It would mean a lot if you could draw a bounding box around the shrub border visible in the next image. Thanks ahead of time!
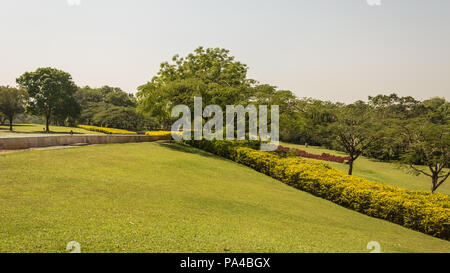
[185,140,450,240]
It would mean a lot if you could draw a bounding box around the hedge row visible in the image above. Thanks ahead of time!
[145,131,177,137]
[185,140,450,240]
[78,125,137,135]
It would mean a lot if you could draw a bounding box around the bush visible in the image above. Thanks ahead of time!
[78,125,137,135]
[277,145,351,163]
[145,131,176,136]
[185,139,450,240]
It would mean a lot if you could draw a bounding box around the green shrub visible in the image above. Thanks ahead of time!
[185,139,450,240]
[78,125,137,135]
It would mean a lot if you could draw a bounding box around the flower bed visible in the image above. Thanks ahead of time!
[78,125,137,135]
[277,145,351,163]
[145,131,176,136]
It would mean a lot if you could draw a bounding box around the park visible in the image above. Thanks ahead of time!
[1,1,450,256]
[0,47,449,253]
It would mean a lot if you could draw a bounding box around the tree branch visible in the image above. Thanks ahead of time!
[409,164,432,177]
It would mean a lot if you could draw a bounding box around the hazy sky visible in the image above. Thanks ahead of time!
[0,0,449,102]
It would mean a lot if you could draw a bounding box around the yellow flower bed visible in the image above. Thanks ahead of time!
[78,125,137,135]
[185,140,450,240]
[145,131,175,136]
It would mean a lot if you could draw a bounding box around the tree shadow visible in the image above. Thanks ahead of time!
[0,124,87,135]
[154,142,230,161]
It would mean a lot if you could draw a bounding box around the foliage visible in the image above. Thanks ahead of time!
[78,125,137,135]
[185,139,450,240]
[75,86,157,131]
[0,86,27,131]
[399,120,450,193]
[16,68,80,131]
[328,101,384,175]
[277,145,350,163]
[137,47,256,129]
[145,131,179,136]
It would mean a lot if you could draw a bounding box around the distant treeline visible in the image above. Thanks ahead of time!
[1,84,159,133]
[1,47,448,192]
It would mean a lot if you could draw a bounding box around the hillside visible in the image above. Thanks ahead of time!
[0,143,448,253]
[282,142,450,195]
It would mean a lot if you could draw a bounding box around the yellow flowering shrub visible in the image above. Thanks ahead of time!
[145,131,180,136]
[78,125,137,135]
[185,139,450,240]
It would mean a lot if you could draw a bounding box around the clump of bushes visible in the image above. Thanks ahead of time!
[277,145,351,163]
[145,131,177,136]
[185,139,450,240]
[78,125,137,135]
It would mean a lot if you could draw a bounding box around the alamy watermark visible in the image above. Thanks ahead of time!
[366,0,381,6]
[67,0,81,7]
[66,241,81,253]
[367,241,382,253]
[171,97,279,151]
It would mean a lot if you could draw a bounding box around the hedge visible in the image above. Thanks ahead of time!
[78,125,137,135]
[145,131,179,137]
[185,139,450,240]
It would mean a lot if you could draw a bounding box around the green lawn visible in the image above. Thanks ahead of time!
[282,142,450,195]
[0,124,102,137]
[0,143,448,253]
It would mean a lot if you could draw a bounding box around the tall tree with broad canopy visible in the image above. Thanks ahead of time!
[399,119,450,193]
[16,68,79,132]
[330,101,384,175]
[0,86,27,131]
[137,47,256,129]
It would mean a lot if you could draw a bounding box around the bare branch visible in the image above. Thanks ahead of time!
[409,164,432,177]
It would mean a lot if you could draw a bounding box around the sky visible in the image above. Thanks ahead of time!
[0,0,449,103]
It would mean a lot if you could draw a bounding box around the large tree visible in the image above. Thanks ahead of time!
[16,68,79,132]
[399,120,450,193]
[137,47,255,129]
[330,101,384,175]
[0,86,27,131]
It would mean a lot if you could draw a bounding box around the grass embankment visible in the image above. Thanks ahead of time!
[282,143,450,195]
[0,143,448,253]
[0,124,101,136]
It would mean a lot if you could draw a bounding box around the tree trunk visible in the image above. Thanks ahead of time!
[9,117,13,131]
[45,114,50,132]
[431,175,438,193]
[348,159,354,175]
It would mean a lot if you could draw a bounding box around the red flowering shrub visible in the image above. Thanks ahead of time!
[277,145,351,163]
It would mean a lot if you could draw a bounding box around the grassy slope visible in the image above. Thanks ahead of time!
[0,124,102,136]
[282,142,450,195]
[0,143,448,253]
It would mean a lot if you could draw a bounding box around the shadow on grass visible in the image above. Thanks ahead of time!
[0,125,86,135]
[0,130,86,135]
[154,142,230,161]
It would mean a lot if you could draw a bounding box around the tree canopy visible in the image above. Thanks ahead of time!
[16,67,80,132]
[137,47,256,128]
[0,86,27,131]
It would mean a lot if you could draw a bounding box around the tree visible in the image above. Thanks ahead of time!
[74,86,154,131]
[16,68,79,132]
[0,86,27,131]
[399,120,450,193]
[137,47,255,128]
[330,101,384,175]
[0,112,7,125]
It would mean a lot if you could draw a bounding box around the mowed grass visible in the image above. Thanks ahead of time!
[0,124,102,136]
[282,142,450,195]
[0,143,449,253]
